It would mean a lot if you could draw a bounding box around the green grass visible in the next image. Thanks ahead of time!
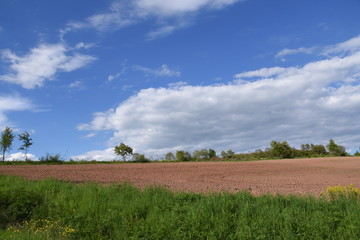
[1,175,360,239]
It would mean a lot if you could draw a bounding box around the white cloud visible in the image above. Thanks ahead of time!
[234,67,287,79]
[134,64,181,77]
[78,35,360,158]
[147,25,178,40]
[275,47,315,59]
[135,0,241,17]
[323,35,360,55]
[0,43,96,89]
[75,42,95,49]
[0,95,33,127]
[71,148,116,161]
[62,0,242,38]
[69,80,84,88]
[6,152,38,161]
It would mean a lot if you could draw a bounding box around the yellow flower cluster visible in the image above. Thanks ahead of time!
[322,184,360,200]
[7,218,76,238]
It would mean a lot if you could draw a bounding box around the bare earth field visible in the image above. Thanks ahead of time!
[1,157,360,196]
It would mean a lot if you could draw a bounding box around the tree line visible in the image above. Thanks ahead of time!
[114,139,351,163]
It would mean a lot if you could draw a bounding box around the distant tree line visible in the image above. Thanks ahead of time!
[162,139,349,162]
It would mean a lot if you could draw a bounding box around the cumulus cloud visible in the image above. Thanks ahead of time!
[77,36,360,158]
[62,0,242,38]
[6,152,38,161]
[0,43,96,89]
[134,64,181,77]
[71,148,117,161]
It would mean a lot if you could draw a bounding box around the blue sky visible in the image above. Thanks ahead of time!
[1,0,360,160]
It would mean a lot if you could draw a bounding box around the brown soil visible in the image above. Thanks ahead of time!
[1,157,360,196]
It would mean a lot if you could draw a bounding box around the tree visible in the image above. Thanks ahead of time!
[221,150,235,159]
[270,140,293,158]
[193,149,209,161]
[114,143,133,161]
[18,131,33,161]
[208,149,217,159]
[327,139,346,156]
[132,153,149,163]
[0,127,15,162]
[175,150,191,161]
[164,152,175,161]
[311,144,327,156]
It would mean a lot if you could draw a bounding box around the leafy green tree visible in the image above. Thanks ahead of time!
[311,144,327,156]
[114,143,133,161]
[193,149,209,161]
[164,152,175,161]
[327,139,347,156]
[208,149,217,159]
[18,131,33,161]
[175,150,191,161]
[270,141,293,158]
[132,153,149,163]
[221,150,235,159]
[0,127,15,162]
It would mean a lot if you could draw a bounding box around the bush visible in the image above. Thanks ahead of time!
[322,184,360,201]
[39,153,64,164]
[132,153,150,163]
[0,190,43,229]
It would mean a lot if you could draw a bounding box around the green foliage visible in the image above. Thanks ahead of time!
[0,189,43,229]
[18,132,33,161]
[193,149,217,161]
[132,153,150,163]
[221,150,235,159]
[164,152,175,161]
[114,143,133,161]
[322,184,360,201]
[175,150,192,161]
[0,127,15,162]
[3,175,360,239]
[270,140,293,158]
[327,139,347,156]
[39,153,64,164]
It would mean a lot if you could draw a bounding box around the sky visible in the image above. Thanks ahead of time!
[1,0,360,161]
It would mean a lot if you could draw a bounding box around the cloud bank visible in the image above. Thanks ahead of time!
[77,35,360,159]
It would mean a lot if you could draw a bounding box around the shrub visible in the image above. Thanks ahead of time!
[0,190,43,229]
[322,184,360,201]
[39,153,64,164]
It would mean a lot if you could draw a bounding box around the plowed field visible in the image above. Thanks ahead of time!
[1,157,360,195]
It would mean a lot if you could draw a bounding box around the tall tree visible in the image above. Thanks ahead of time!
[0,127,15,162]
[18,131,33,161]
[114,143,133,161]
[327,139,347,156]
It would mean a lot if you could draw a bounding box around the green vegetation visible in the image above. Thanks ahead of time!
[18,131,33,161]
[164,139,349,162]
[0,127,15,162]
[2,175,360,239]
[114,143,133,161]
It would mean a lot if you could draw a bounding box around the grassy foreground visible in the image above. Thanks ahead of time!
[1,175,360,239]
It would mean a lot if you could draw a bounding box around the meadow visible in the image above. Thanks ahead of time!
[1,174,360,239]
